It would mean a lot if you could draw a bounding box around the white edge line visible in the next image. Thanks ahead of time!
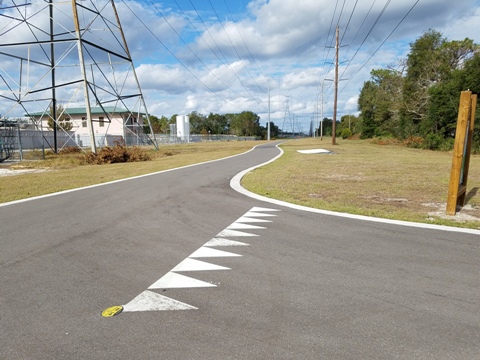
[230,144,480,236]
[0,145,260,208]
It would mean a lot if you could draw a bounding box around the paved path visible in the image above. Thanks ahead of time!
[1,142,479,359]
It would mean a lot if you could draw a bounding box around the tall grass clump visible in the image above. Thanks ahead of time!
[83,141,151,164]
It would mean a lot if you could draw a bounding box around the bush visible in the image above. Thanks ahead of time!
[439,138,454,152]
[472,139,480,155]
[59,146,81,154]
[83,141,151,164]
[370,136,400,145]
[403,136,423,148]
[340,128,353,139]
[421,133,443,150]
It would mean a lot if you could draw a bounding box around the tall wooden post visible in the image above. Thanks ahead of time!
[446,91,477,215]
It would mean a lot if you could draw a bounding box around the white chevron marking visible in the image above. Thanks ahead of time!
[171,258,230,271]
[148,272,216,289]
[123,290,197,311]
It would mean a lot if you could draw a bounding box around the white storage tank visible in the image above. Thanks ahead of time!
[176,115,185,140]
[176,115,190,142]
[184,115,190,141]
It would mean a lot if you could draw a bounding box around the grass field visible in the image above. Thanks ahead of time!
[1,138,479,229]
[241,138,480,229]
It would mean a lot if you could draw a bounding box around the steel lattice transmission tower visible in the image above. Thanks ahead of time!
[0,0,157,152]
[281,96,294,137]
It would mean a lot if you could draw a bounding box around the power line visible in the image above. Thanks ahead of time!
[188,0,267,110]
[207,0,266,99]
[120,0,245,111]
[341,0,392,76]
[339,0,420,94]
[340,0,359,45]
[166,0,260,103]
[222,0,267,85]
[319,0,341,83]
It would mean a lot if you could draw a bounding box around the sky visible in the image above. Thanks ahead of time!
[2,0,480,133]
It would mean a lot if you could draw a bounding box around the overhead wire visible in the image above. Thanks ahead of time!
[336,0,348,28]
[321,0,361,103]
[188,0,267,110]
[320,0,412,114]
[319,0,341,87]
[120,0,244,111]
[339,0,420,93]
[149,0,245,97]
[221,0,273,115]
[127,0,421,122]
[340,0,359,45]
[323,0,391,104]
[340,0,392,79]
[207,0,266,99]
[168,0,260,104]
[317,0,345,106]
[222,0,267,85]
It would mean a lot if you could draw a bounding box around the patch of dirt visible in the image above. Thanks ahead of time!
[0,168,48,177]
[422,202,480,222]
[365,195,409,203]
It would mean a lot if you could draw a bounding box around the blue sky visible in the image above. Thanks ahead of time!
[2,0,480,133]
[114,0,480,132]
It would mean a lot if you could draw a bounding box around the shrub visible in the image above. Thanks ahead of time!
[340,128,352,139]
[421,133,443,150]
[59,146,81,154]
[471,136,480,154]
[439,138,455,152]
[83,141,151,164]
[403,136,423,148]
[370,136,400,145]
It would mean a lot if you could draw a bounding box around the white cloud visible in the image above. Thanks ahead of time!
[2,0,480,133]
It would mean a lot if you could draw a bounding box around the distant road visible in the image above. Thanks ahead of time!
[1,141,479,359]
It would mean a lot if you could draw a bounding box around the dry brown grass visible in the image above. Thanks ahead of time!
[0,141,263,203]
[2,138,480,229]
[242,137,480,229]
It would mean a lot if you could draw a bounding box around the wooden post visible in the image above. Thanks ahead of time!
[446,91,476,215]
[458,93,477,206]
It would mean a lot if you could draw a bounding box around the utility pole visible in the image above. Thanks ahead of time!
[313,105,316,138]
[267,80,270,141]
[332,25,339,145]
[321,79,324,140]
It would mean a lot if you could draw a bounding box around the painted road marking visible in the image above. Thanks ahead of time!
[243,211,277,218]
[189,247,242,258]
[204,238,249,247]
[226,223,267,230]
[172,258,230,272]
[217,229,259,237]
[119,206,281,313]
[123,290,197,311]
[235,216,272,223]
[149,272,217,289]
[250,207,281,212]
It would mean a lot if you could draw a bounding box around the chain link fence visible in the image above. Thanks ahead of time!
[1,127,259,161]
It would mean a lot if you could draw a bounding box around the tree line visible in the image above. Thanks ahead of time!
[354,29,480,151]
[147,110,282,139]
